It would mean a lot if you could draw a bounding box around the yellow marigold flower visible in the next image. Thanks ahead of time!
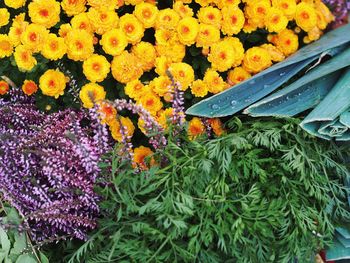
[133,146,155,170]
[223,37,244,67]
[208,118,225,136]
[100,29,128,56]
[96,101,117,125]
[61,0,86,17]
[155,8,180,30]
[196,23,220,48]
[125,0,143,5]
[87,7,119,35]
[14,45,37,71]
[21,23,49,53]
[155,29,178,45]
[188,117,205,140]
[0,8,10,27]
[109,117,135,142]
[134,2,159,28]
[272,0,296,20]
[197,6,222,29]
[111,51,143,84]
[71,13,94,33]
[227,66,251,86]
[175,0,191,3]
[4,0,26,9]
[173,1,193,18]
[243,19,258,33]
[155,56,172,76]
[39,69,67,99]
[83,54,111,83]
[155,40,186,63]
[243,47,272,74]
[65,29,94,61]
[260,43,285,62]
[58,23,72,38]
[246,0,271,28]
[272,28,299,56]
[125,79,149,100]
[79,82,106,108]
[305,26,322,42]
[221,6,245,35]
[28,0,61,28]
[265,7,288,33]
[177,17,199,46]
[195,0,213,7]
[41,34,67,60]
[204,69,228,94]
[8,14,28,47]
[87,0,119,10]
[0,81,9,96]
[0,35,13,58]
[152,76,172,97]
[216,0,240,9]
[119,14,144,44]
[156,108,175,129]
[22,80,38,96]
[208,40,236,72]
[132,41,157,72]
[315,1,334,27]
[295,2,317,32]
[169,62,194,91]
[191,79,208,97]
[138,92,163,116]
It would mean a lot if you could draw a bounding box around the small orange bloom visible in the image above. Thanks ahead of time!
[22,80,38,95]
[0,80,9,95]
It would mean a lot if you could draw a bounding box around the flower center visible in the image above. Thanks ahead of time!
[48,80,55,87]
[29,32,37,42]
[100,13,107,20]
[125,24,135,33]
[92,62,101,71]
[179,70,185,77]
[231,15,237,24]
[0,40,11,51]
[219,52,226,59]
[207,13,215,20]
[142,9,151,18]
[301,11,310,19]
[75,41,83,50]
[110,37,118,46]
[182,26,189,34]
[252,55,261,62]
[39,9,49,17]
[272,15,280,24]
[50,41,58,50]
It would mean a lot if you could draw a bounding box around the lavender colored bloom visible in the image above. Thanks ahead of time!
[0,90,110,241]
[323,0,350,28]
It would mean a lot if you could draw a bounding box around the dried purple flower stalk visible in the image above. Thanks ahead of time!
[0,91,110,241]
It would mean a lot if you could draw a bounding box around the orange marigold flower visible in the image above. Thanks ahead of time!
[0,80,9,95]
[197,6,222,29]
[109,117,135,142]
[65,29,94,61]
[0,34,13,58]
[188,117,205,140]
[203,69,228,94]
[271,29,299,56]
[111,51,143,84]
[39,69,67,99]
[61,0,86,17]
[132,41,157,72]
[22,80,38,96]
[168,62,194,91]
[8,14,29,47]
[21,23,49,53]
[265,7,288,33]
[125,79,149,100]
[14,45,37,71]
[221,6,245,35]
[96,101,117,125]
[155,8,180,30]
[196,23,220,48]
[208,118,225,136]
[119,14,144,44]
[41,33,67,60]
[191,79,208,97]
[83,54,111,83]
[176,17,199,46]
[173,1,193,18]
[133,146,155,170]
[28,0,61,28]
[138,92,163,116]
[243,47,272,74]
[227,66,251,86]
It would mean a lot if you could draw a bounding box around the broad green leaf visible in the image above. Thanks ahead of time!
[186,23,350,117]
[0,227,11,258]
[245,46,350,117]
[39,252,49,263]
[15,254,37,263]
[300,67,350,141]
[10,232,27,255]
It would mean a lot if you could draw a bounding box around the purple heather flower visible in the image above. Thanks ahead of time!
[0,92,110,241]
[323,0,349,28]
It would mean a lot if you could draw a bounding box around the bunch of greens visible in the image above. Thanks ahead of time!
[47,118,350,263]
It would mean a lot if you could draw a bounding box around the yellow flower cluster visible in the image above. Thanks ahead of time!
[0,0,334,143]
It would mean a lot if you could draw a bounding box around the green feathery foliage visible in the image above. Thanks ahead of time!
[53,117,349,263]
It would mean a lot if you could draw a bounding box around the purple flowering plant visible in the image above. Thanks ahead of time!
[0,81,110,242]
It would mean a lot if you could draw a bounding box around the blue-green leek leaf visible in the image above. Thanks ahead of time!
[245,46,350,117]
[300,67,350,141]
[326,238,350,261]
[186,23,350,118]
